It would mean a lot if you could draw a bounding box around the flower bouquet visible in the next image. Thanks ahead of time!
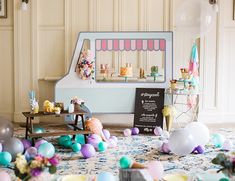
[70,96,85,111]
[212,153,235,178]
[77,49,94,80]
[14,154,60,181]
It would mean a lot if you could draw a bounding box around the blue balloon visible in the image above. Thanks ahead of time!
[38,142,55,158]
[211,133,225,148]
[0,152,12,166]
[97,172,115,181]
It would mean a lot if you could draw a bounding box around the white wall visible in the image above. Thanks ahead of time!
[0,0,234,123]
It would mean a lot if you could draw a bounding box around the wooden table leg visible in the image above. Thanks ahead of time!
[72,115,79,140]
[30,117,35,145]
[81,114,87,143]
[25,117,29,139]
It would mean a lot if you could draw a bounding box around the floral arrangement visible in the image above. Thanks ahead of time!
[77,49,94,80]
[212,153,235,178]
[14,154,60,181]
[71,96,85,105]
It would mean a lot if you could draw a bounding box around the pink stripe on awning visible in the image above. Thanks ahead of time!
[124,40,131,51]
[136,40,142,50]
[142,40,148,50]
[154,40,159,50]
[131,40,136,50]
[101,40,107,51]
[148,40,154,51]
[96,40,101,51]
[113,40,119,51]
[95,39,166,51]
[160,39,166,51]
[119,40,124,51]
[107,40,113,50]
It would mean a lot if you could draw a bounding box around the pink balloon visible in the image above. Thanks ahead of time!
[0,171,11,181]
[146,161,164,180]
[0,143,2,152]
[81,144,96,159]
[123,129,132,137]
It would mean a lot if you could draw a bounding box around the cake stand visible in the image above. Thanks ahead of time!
[118,75,133,82]
[147,73,162,82]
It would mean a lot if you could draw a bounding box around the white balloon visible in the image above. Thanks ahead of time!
[168,129,196,156]
[185,122,210,146]
[175,0,216,37]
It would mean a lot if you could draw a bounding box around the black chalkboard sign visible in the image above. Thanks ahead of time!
[133,88,165,134]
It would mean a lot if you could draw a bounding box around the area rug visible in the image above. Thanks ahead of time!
[2,126,235,180]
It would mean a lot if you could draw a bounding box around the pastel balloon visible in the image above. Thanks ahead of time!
[72,143,81,153]
[98,141,108,152]
[0,117,13,143]
[33,127,45,133]
[0,152,12,166]
[123,129,132,137]
[107,139,117,148]
[24,147,37,160]
[110,136,118,143]
[222,140,233,151]
[211,133,225,148]
[162,130,170,139]
[119,156,132,169]
[75,134,85,145]
[97,172,115,181]
[193,145,205,154]
[0,143,2,152]
[58,135,71,146]
[35,139,47,149]
[168,129,196,156]
[185,122,210,146]
[0,171,11,181]
[154,126,163,136]
[146,161,164,180]
[81,144,96,158]
[3,137,24,160]
[161,142,171,154]
[131,127,139,135]
[38,142,55,158]
[102,129,111,139]
[21,139,32,151]
[87,134,102,149]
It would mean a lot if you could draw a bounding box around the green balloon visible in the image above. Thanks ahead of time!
[75,134,85,145]
[98,141,108,152]
[63,140,72,148]
[58,136,71,146]
[71,143,81,153]
[33,127,45,133]
[119,156,132,169]
[0,152,12,166]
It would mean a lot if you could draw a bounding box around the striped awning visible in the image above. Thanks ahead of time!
[95,39,166,51]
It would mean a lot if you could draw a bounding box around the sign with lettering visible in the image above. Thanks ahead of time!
[133,88,165,134]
